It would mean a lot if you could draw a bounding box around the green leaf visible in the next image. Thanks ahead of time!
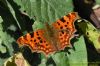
[13,0,74,23]
[52,52,69,66]
[0,0,18,55]
[96,0,100,4]
[0,0,20,65]
[0,16,6,54]
[32,20,45,30]
[77,19,100,53]
[0,16,16,66]
[68,36,88,66]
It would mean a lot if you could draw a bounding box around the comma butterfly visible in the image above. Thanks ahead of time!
[17,12,79,56]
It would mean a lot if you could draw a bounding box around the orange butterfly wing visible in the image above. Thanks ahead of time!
[17,12,78,56]
[52,12,78,50]
[17,30,56,55]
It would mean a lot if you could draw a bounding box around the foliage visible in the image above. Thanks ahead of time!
[77,19,100,52]
[0,0,100,66]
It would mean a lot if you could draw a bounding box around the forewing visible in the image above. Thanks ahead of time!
[17,29,56,55]
[52,12,78,50]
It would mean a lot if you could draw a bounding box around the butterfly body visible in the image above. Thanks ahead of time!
[17,12,78,56]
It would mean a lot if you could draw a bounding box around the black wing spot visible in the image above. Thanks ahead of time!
[67,22,69,24]
[65,25,67,27]
[60,26,63,29]
[57,22,60,25]
[44,41,46,43]
[60,18,66,22]
[37,37,41,40]
[36,32,39,35]
[30,40,33,41]
[35,43,37,45]
[66,28,69,30]
[40,40,43,43]
[34,39,36,42]
[30,32,34,37]
[61,31,64,34]
[46,44,48,46]
[35,43,40,46]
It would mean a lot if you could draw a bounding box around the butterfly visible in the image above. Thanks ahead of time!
[17,12,79,56]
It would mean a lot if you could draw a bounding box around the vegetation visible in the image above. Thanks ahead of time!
[0,0,100,66]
